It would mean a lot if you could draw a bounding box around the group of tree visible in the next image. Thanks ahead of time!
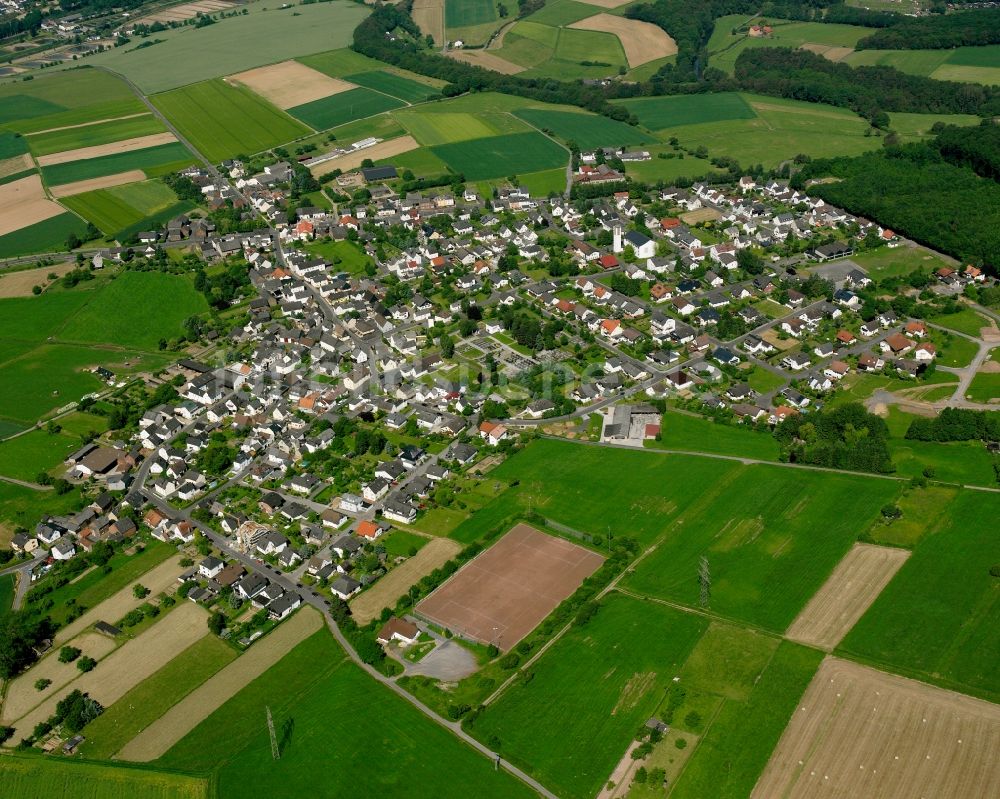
[773,402,893,473]
[0,613,55,680]
[734,48,1000,126]
[856,8,1000,50]
[794,144,1000,270]
[905,408,1000,443]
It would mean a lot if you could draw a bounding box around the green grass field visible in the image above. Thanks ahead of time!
[381,146,450,176]
[514,108,651,149]
[0,130,29,159]
[344,70,439,102]
[302,239,373,275]
[431,131,567,180]
[0,480,83,540]
[51,0,369,94]
[298,48,386,78]
[948,45,1000,68]
[446,0,497,27]
[499,19,628,79]
[61,180,186,238]
[645,411,780,460]
[524,0,603,27]
[928,307,989,337]
[623,463,898,631]
[966,371,1000,403]
[844,48,951,76]
[866,484,959,548]
[0,343,112,424]
[0,755,208,799]
[615,92,756,130]
[288,86,404,132]
[662,93,877,168]
[0,68,145,133]
[25,114,165,158]
[839,489,1000,702]
[669,641,823,799]
[889,437,998,487]
[59,271,208,350]
[40,141,195,187]
[157,628,536,798]
[0,212,91,257]
[0,427,88,481]
[486,439,749,545]
[472,593,708,798]
[888,112,981,141]
[153,79,310,161]
[80,635,237,760]
[931,63,1000,86]
[396,109,532,146]
[846,244,951,281]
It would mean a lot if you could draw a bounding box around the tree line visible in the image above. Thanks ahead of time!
[856,8,1000,50]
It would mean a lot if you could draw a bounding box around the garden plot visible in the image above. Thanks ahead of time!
[36,133,177,167]
[752,657,1000,799]
[228,60,356,109]
[785,543,909,651]
[569,13,677,67]
[0,174,66,236]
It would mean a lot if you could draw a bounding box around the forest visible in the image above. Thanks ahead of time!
[932,120,1000,183]
[857,8,1000,50]
[734,48,1000,124]
[795,144,1000,269]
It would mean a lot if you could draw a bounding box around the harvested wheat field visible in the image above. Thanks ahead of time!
[0,261,76,298]
[55,554,186,645]
[229,60,356,109]
[0,153,32,178]
[50,169,147,198]
[0,174,65,236]
[311,135,419,177]
[570,14,677,67]
[37,133,177,167]
[137,0,233,25]
[413,0,445,46]
[5,603,208,742]
[1,631,117,723]
[800,42,855,62]
[753,657,1000,799]
[117,607,323,762]
[447,49,525,74]
[786,544,909,651]
[351,538,461,625]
